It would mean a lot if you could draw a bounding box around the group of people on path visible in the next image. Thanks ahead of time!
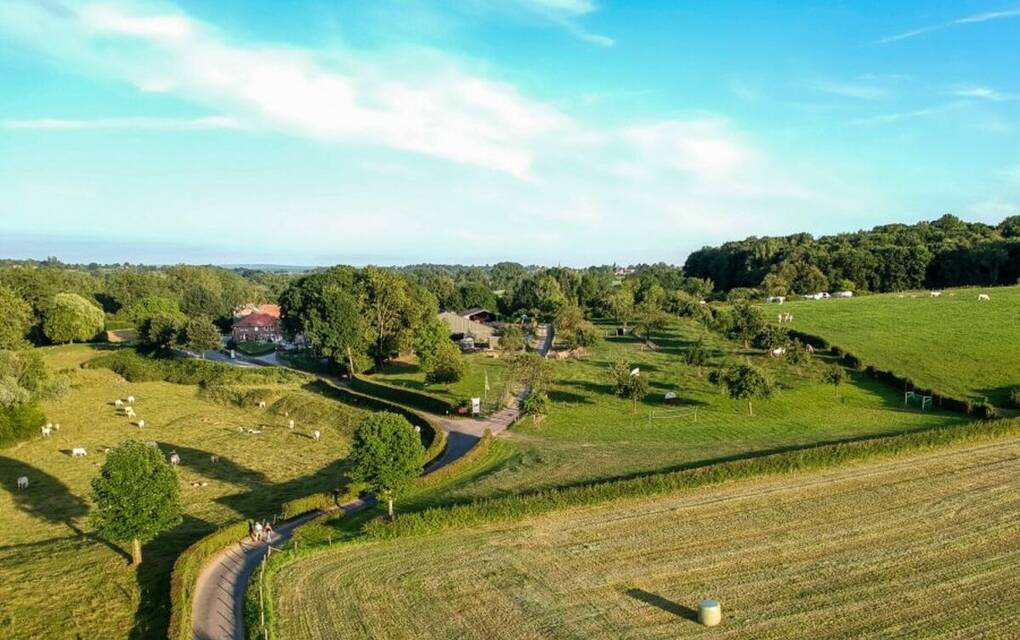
[248,519,274,543]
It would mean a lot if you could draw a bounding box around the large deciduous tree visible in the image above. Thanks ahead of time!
[182,316,222,357]
[610,359,649,413]
[0,285,32,350]
[349,412,425,518]
[42,293,104,344]
[90,441,183,565]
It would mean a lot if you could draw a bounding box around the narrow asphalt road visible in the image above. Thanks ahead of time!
[190,324,552,640]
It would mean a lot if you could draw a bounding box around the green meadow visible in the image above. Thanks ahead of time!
[773,285,1020,406]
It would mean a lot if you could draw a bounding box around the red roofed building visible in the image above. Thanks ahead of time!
[232,311,283,343]
[234,303,281,319]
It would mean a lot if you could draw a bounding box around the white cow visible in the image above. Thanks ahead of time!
[258,401,267,409]
[114,399,124,408]
[770,347,787,357]
[125,407,135,417]
[169,452,181,465]
[41,426,52,437]
[930,291,942,297]
[52,423,60,431]
[71,447,87,458]
[210,455,220,463]
[17,476,29,490]
[126,395,135,404]
[288,419,295,430]
[978,294,990,301]
[312,430,321,441]
[137,420,145,429]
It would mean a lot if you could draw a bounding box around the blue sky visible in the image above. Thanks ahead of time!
[1,1,1018,266]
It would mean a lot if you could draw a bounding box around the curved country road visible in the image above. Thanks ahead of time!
[190,324,551,640]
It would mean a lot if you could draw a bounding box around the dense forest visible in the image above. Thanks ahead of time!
[684,214,1020,295]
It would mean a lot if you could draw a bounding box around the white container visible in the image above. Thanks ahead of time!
[698,599,721,627]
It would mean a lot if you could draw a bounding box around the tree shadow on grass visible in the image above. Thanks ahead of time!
[0,455,88,525]
[624,588,699,623]
[154,442,270,489]
[547,390,594,405]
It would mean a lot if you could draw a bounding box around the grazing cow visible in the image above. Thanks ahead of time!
[805,344,815,354]
[258,401,267,409]
[312,430,321,441]
[414,425,421,434]
[114,399,124,408]
[17,476,29,490]
[288,419,295,429]
[125,407,135,417]
[169,453,181,465]
[930,290,942,297]
[41,426,52,437]
[71,447,87,458]
[210,455,220,463]
[126,395,135,404]
[52,423,60,431]
[978,294,990,301]
[770,347,787,357]
[137,420,145,429]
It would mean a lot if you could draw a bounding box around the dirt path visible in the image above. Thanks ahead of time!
[190,325,551,639]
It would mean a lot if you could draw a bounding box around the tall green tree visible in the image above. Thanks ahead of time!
[349,412,425,518]
[0,285,32,350]
[728,302,767,349]
[90,441,183,565]
[711,363,775,416]
[42,293,104,344]
[601,287,635,331]
[610,359,649,413]
[498,324,525,353]
[821,365,847,398]
[424,342,464,385]
[182,316,222,357]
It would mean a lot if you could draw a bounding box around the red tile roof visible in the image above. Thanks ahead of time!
[233,312,280,328]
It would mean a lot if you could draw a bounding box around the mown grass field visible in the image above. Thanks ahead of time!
[273,433,1020,639]
[0,345,368,640]
[372,352,509,410]
[426,319,967,503]
[773,285,1020,406]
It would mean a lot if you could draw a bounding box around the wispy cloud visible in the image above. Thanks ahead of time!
[506,0,614,46]
[881,7,1020,43]
[850,102,967,126]
[2,115,240,130]
[951,86,1017,101]
[810,80,888,100]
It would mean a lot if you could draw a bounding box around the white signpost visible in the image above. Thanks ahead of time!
[471,397,481,416]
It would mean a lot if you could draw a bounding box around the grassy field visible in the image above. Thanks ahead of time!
[420,319,967,503]
[372,352,509,411]
[273,433,1020,639]
[772,285,1020,406]
[0,345,369,640]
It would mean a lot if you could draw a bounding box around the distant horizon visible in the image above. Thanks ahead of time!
[2,210,1012,269]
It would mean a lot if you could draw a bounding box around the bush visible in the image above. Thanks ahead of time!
[86,349,300,387]
[521,390,551,419]
[0,401,46,448]
[234,341,276,357]
[279,492,338,520]
[350,374,456,415]
[424,346,464,385]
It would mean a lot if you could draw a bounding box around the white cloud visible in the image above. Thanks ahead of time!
[505,0,613,46]
[2,115,240,130]
[0,1,569,179]
[881,7,1020,43]
[518,0,598,16]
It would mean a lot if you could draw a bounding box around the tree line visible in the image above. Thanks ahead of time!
[683,214,1020,295]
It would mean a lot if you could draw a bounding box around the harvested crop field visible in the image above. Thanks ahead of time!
[273,435,1020,639]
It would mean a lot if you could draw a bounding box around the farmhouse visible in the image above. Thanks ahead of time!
[229,310,281,345]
